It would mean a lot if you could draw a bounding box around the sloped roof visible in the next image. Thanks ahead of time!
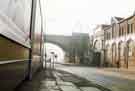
[102,24,110,29]
[94,24,110,30]
[111,16,124,24]
[114,16,124,21]
[118,15,135,23]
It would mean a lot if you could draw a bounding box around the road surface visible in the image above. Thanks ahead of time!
[55,64,135,91]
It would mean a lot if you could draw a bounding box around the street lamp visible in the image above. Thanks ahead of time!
[50,51,55,69]
[54,54,58,63]
[44,53,47,69]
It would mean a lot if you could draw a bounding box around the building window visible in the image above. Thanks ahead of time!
[109,33,111,39]
[131,23,134,33]
[131,24,133,33]
[107,33,108,40]
[128,42,133,57]
[119,27,121,36]
[119,26,124,36]
[112,24,116,38]
[119,42,124,57]
[106,32,108,40]
[128,23,134,34]
[128,46,132,56]
[102,40,104,49]
[121,27,124,36]
[132,23,135,33]
[107,33,110,40]
[105,32,108,40]
[121,47,124,57]
[106,32,110,40]
[127,24,130,34]
[112,26,114,38]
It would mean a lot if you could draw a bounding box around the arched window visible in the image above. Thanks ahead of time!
[119,42,124,57]
[106,45,109,57]
[94,40,100,50]
[112,44,116,56]
[127,41,134,57]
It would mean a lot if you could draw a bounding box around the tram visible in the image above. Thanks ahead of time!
[0,0,44,90]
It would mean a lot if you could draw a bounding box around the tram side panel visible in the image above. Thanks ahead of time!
[0,0,32,90]
[0,36,30,91]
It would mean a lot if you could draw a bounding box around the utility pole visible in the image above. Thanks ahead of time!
[39,0,44,69]
[27,0,37,80]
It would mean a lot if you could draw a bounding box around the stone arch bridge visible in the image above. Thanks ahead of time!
[45,34,72,53]
[44,33,90,63]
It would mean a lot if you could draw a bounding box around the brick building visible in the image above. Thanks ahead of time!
[104,15,135,68]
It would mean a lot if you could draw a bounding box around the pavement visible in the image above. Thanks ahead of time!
[55,64,135,91]
[16,67,111,91]
[16,63,135,91]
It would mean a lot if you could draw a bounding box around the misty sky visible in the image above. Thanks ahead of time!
[42,0,135,35]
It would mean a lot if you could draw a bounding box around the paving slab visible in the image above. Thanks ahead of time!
[53,72,63,82]
[39,88,49,91]
[41,81,56,87]
[57,81,75,86]
[40,88,60,91]
[60,85,81,91]
[48,86,60,90]
[80,87,101,91]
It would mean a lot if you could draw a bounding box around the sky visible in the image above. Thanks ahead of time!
[42,0,135,35]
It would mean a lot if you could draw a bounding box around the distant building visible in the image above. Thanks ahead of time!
[93,24,110,66]
[71,32,90,64]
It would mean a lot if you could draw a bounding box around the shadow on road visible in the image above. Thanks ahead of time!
[55,69,111,91]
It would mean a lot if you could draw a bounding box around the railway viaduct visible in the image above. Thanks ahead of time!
[44,33,90,63]
[45,34,72,53]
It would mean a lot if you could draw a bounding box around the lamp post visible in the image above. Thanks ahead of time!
[51,51,55,69]
[44,53,47,69]
[54,54,58,64]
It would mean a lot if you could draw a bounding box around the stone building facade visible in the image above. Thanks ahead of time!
[104,15,135,68]
[93,24,110,66]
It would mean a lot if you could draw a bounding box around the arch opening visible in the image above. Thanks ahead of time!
[127,40,135,68]
[44,43,66,64]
